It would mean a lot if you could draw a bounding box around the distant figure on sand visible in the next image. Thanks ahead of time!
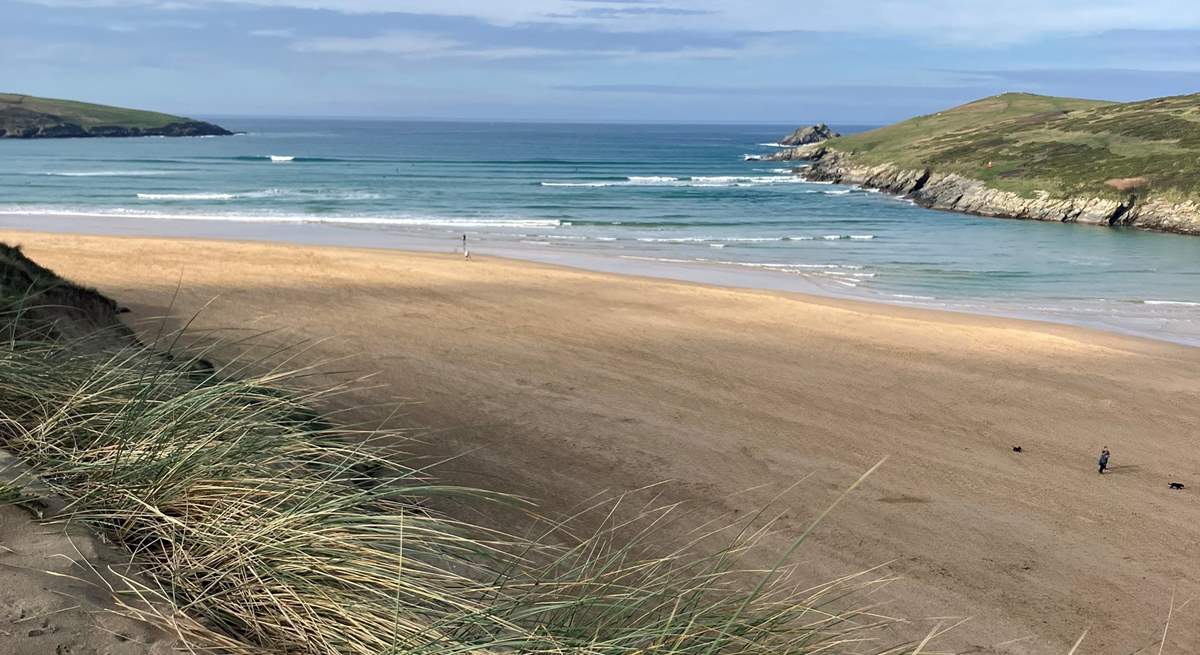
[1098,447,1110,474]
[462,234,471,260]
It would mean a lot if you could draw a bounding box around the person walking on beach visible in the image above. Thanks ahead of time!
[1098,447,1111,474]
[462,233,471,260]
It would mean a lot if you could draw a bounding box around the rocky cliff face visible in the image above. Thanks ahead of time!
[801,147,1200,235]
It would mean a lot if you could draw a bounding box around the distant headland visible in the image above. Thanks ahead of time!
[0,93,232,139]
[767,92,1200,236]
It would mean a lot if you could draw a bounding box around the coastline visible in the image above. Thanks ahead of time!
[1,212,1196,348]
[5,227,1200,653]
[797,145,1200,235]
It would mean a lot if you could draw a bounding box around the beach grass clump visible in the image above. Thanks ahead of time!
[0,292,907,654]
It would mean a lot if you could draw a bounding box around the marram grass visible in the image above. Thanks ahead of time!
[0,301,917,654]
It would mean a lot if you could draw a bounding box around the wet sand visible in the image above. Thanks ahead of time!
[4,228,1200,654]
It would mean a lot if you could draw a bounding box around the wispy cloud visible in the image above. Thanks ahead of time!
[18,0,1200,43]
[291,29,749,61]
[548,5,713,19]
[104,17,203,31]
[12,0,1200,122]
[250,27,295,37]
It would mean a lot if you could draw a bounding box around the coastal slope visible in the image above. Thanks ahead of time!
[796,92,1200,234]
[0,93,231,138]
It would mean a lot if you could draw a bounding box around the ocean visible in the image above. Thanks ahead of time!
[2,118,1198,344]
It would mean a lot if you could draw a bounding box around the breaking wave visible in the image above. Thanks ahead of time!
[0,206,562,229]
[45,170,173,177]
[635,234,875,244]
[541,175,806,188]
[135,189,387,201]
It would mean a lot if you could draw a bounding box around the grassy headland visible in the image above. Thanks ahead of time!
[799,92,1200,233]
[0,93,231,138]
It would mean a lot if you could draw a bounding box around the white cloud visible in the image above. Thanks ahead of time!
[294,31,462,55]
[249,28,294,37]
[291,29,745,61]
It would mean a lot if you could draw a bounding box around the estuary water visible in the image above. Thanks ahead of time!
[1,118,1198,344]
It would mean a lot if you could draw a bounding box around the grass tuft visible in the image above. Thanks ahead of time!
[0,286,912,654]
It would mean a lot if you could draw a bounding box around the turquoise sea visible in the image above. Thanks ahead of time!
[1,118,1198,344]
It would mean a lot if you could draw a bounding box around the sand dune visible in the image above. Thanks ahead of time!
[4,229,1199,654]
[0,451,177,655]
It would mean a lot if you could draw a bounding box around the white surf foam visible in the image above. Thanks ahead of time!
[137,192,236,201]
[690,175,806,186]
[542,175,808,188]
[0,206,562,229]
[636,235,815,244]
[1142,300,1200,307]
[270,155,295,162]
[627,176,681,183]
[46,170,173,177]
[135,189,386,202]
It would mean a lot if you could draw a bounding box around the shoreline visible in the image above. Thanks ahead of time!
[1,212,1196,348]
[5,229,1200,652]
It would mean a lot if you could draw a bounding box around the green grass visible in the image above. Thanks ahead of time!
[0,93,190,129]
[0,281,915,654]
[826,91,1200,201]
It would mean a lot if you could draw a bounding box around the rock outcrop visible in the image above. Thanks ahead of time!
[766,125,839,161]
[800,147,1200,235]
[766,142,826,162]
[780,123,838,146]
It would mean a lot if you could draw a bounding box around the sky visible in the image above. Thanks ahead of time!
[8,0,1200,123]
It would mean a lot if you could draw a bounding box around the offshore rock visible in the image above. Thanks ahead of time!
[779,123,839,146]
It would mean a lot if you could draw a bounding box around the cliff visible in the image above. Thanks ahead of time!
[791,92,1200,235]
[0,93,232,139]
[802,146,1200,234]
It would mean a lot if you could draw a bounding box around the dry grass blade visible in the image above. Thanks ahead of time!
[0,283,917,654]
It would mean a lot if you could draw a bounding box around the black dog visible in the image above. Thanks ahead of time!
[1169,482,1185,490]
[1012,446,1023,453]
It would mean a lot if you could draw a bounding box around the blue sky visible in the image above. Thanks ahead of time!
[8,0,1200,123]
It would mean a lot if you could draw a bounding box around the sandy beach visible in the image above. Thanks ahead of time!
[4,227,1200,654]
